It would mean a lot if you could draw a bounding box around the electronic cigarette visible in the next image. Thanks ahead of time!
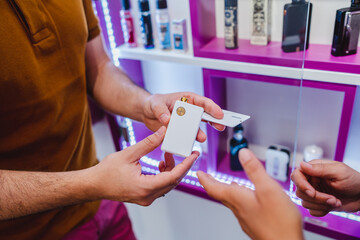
[138,0,154,49]
[120,0,137,47]
[251,0,272,46]
[172,19,188,52]
[156,0,171,49]
[224,0,238,49]
[282,0,312,52]
[331,0,360,56]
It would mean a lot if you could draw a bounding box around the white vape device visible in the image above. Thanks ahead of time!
[265,145,290,182]
[250,0,272,46]
[161,98,250,157]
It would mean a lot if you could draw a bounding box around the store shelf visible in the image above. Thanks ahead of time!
[197,38,360,75]
[116,45,360,86]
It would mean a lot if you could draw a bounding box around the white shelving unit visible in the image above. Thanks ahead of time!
[116,45,360,86]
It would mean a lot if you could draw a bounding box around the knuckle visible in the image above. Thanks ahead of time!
[152,104,163,115]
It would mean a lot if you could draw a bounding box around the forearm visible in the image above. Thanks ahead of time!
[0,167,99,220]
[88,60,150,122]
[85,35,150,122]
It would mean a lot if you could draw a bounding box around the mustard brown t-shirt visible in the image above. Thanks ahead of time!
[0,0,101,239]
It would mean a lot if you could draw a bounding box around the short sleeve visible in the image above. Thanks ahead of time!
[83,0,101,41]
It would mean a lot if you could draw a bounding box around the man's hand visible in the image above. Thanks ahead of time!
[291,160,360,217]
[142,93,225,142]
[197,149,303,240]
[92,126,199,206]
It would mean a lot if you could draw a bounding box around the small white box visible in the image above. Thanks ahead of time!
[172,19,188,52]
[250,0,272,45]
[265,145,290,182]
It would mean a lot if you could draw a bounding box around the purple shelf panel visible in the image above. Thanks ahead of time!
[299,207,360,240]
[196,38,360,74]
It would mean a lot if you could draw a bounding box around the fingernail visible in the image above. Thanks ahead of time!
[239,148,251,163]
[305,190,314,197]
[336,200,342,208]
[301,161,312,169]
[326,198,336,206]
[156,126,166,136]
[160,114,169,124]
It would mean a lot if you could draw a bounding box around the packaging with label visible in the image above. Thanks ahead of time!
[265,145,290,182]
[172,19,188,52]
[251,0,272,45]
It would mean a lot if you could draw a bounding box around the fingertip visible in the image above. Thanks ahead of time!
[192,151,200,159]
[160,113,170,124]
[210,122,226,132]
[197,130,207,142]
[326,198,337,207]
[305,189,315,198]
[196,170,206,179]
[239,148,253,164]
[300,161,313,170]
[336,199,342,208]
[156,126,166,137]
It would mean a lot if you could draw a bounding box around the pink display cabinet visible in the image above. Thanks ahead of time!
[190,0,360,74]
[93,0,360,239]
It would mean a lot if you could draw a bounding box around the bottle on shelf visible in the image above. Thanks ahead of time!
[230,124,248,171]
[138,0,155,49]
[303,144,323,162]
[224,0,238,49]
[156,0,171,50]
[281,0,312,53]
[331,0,360,57]
[120,0,137,48]
[250,0,272,46]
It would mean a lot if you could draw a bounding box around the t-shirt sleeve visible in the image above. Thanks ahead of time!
[83,0,101,41]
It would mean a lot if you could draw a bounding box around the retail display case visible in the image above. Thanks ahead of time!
[93,0,360,239]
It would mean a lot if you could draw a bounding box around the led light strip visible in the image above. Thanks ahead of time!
[98,0,360,223]
[100,0,120,66]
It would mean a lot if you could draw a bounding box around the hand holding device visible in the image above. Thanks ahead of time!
[142,92,225,143]
[161,98,250,157]
[291,159,360,217]
[198,149,304,240]
[93,126,199,206]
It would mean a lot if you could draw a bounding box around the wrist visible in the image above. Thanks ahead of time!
[78,166,105,201]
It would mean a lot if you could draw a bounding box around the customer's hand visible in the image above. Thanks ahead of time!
[197,149,303,240]
[92,126,199,206]
[142,92,225,142]
[291,160,360,217]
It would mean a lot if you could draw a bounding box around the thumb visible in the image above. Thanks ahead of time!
[300,161,339,179]
[239,149,274,190]
[124,126,166,161]
[152,102,171,125]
